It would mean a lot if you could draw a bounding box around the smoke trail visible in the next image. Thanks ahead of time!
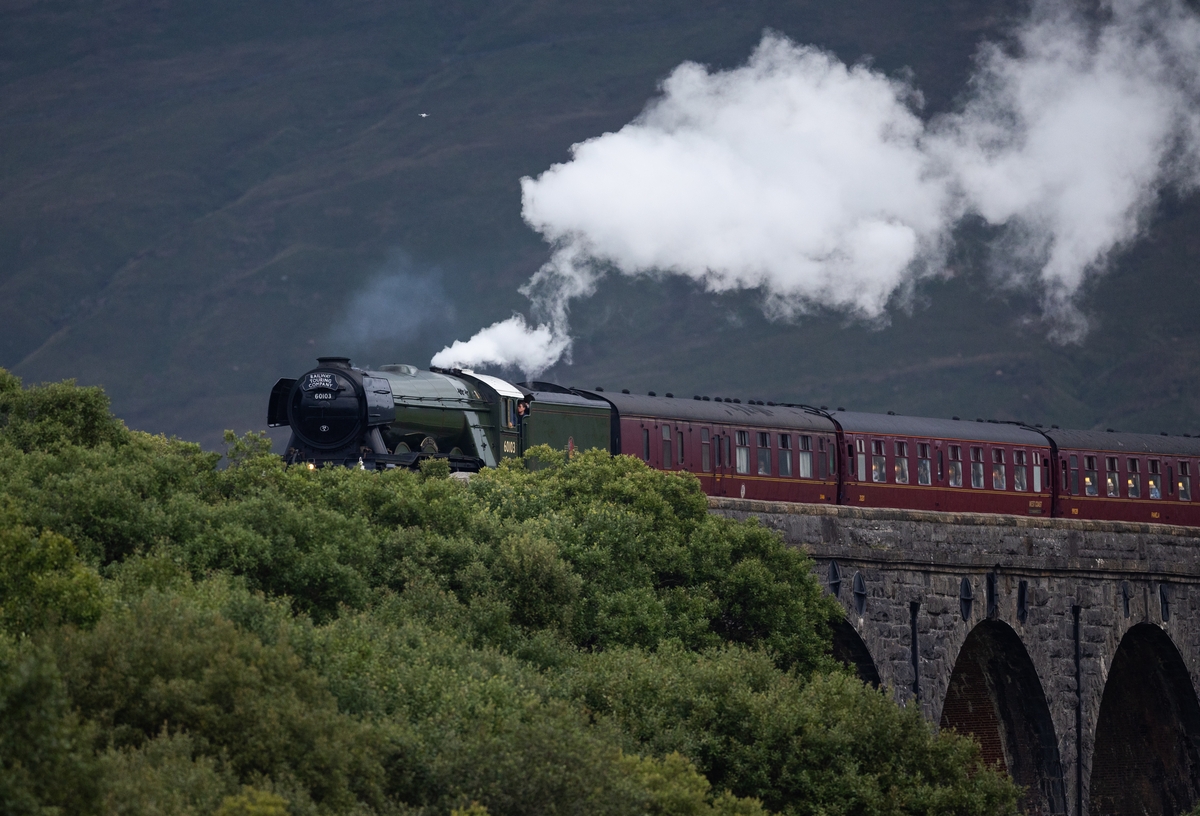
[432,0,1200,373]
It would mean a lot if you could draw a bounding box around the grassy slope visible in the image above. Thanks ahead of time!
[2,0,1198,449]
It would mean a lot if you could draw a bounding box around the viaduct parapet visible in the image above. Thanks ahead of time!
[709,497,1200,816]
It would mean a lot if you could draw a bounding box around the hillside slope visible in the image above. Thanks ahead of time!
[3,0,1198,448]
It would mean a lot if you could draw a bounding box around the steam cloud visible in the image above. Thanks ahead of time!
[433,0,1200,374]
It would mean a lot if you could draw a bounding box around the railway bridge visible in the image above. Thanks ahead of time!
[709,497,1200,816]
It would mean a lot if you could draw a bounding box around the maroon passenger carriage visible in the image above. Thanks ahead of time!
[579,391,841,503]
[1044,429,1200,526]
[568,389,1200,527]
[830,412,1053,516]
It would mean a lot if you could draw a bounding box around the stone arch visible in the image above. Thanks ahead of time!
[939,619,1065,815]
[830,617,881,687]
[1089,623,1200,816]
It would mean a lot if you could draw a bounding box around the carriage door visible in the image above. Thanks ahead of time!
[713,428,730,496]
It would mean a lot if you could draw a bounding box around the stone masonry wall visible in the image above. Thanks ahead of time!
[709,497,1200,816]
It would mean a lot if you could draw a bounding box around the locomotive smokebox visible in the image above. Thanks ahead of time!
[268,357,396,455]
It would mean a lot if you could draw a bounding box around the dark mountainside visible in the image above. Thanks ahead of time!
[3,0,1199,450]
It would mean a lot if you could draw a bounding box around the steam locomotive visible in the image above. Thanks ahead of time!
[269,357,1200,527]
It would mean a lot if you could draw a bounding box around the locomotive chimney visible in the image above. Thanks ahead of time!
[317,356,352,369]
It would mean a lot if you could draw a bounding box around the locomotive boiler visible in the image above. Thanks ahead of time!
[267,357,609,471]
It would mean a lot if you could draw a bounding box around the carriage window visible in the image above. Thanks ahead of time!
[642,428,650,462]
[778,434,792,477]
[821,437,831,478]
[1014,450,1027,492]
[798,435,814,478]
[725,436,731,471]
[948,445,962,487]
[701,429,711,472]
[1149,459,1162,499]
[678,428,685,466]
[917,443,931,485]
[662,425,672,470]
[1083,455,1098,497]
[1068,454,1080,496]
[871,440,887,482]
[735,431,750,475]
[1106,457,1120,497]
[894,441,909,484]
[856,439,867,482]
[757,432,771,476]
[992,448,1006,490]
[1180,462,1192,501]
[971,447,985,489]
[1127,458,1141,498]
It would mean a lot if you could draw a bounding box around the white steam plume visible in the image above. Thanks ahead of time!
[930,0,1200,336]
[433,0,1200,374]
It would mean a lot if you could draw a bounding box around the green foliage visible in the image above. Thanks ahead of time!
[618,752,766,816]
[0,523,103,634]
[215,788,291,816]
[0,375,1021,815]
[0,371,127,453]
[52,590,386,813]
[97,730,233,816]
[561,646,1017,816]
[0,635,100,815]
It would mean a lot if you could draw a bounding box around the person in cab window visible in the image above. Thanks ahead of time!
[1106,457,1120,497]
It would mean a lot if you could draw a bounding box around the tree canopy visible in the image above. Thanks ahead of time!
[0,369,1019,816]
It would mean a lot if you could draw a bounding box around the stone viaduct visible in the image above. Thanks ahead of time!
[710,497,1200,816]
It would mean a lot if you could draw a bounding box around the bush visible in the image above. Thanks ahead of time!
[52,590,386,813]
[0,635,99,815]
[0,522,103,634]
[0,371,1021,816]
